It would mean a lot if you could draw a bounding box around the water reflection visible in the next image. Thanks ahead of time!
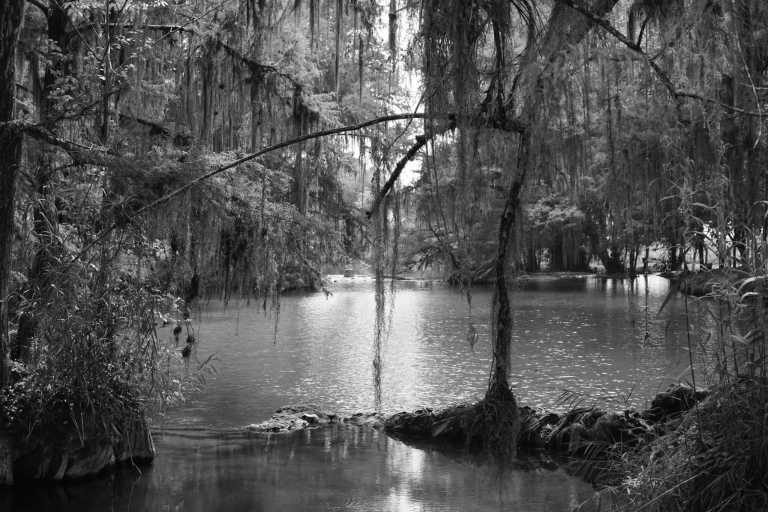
[0,427,600,512]
[165,275,693,428]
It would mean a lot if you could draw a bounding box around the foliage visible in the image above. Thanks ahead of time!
[0,263,202,449]
[616,381,768,512]
[591,267,768,511]
[2,1,414,456]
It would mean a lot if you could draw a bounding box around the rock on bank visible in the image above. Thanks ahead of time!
[0,417,154,484]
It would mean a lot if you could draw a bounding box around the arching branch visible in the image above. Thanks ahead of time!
[25,0,47,15]
[368,134,431,218]
[556,0,767,117]
[67,112,447,265]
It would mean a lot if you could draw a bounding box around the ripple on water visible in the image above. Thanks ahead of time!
[164,275,692,428]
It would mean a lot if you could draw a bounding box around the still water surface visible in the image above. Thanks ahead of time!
[168,274,690,427]
[2,275,690,511]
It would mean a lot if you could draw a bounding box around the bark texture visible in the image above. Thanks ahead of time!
[0,0,26,390]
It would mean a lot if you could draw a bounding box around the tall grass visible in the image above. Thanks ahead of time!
[608,245,768,511]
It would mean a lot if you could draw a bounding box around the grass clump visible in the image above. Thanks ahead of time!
[617,379,768,511]
[604,271,768,512]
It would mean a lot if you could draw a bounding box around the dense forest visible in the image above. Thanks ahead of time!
[1,0,767,509]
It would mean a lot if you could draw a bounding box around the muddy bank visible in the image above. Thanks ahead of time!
[1,417,154,484]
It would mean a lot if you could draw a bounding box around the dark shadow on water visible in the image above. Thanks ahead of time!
[0,425,602,512]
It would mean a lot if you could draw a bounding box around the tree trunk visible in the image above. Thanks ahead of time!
[14,3,72,362]
[479,0,620,455]
[600,247,625,274]
[628,246,638,278]
[488,130,529,400]
[0,0,25,388]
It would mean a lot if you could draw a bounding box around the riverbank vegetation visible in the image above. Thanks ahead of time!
[0,0,767,508]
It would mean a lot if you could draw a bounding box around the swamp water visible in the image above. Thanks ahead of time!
[1,275,692,511]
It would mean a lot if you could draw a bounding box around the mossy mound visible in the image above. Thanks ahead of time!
[244,405,384,433]
[385,384,708,463]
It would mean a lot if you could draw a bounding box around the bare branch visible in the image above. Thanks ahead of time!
[367,125,450,219]
[556,0,767,118]
[20,122,124,167]
[66,112,447,266]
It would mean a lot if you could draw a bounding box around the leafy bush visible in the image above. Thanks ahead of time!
[1,264,201,450]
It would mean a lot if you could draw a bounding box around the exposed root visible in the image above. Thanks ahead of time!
[467,392,520,458]
[384,384,709,473]
[385,390,521,458]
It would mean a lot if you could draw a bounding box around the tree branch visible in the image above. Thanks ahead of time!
[74,22,305,94]
[118,113,171,137]
[556,0,767,118]
[67,112,447,265]
[213,40,300,88]
[25,0,47,15]
[555,0,677,92]
[675,91,767,118]
[20,122,125,167]
[367,129,439,219]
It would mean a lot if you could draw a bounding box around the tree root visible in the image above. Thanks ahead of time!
[466,392,520,458]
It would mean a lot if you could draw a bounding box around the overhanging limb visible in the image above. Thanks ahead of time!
[67,112,446,266]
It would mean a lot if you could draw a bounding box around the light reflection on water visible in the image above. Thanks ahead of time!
[0,427,601,512]
[166,274,690,428]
